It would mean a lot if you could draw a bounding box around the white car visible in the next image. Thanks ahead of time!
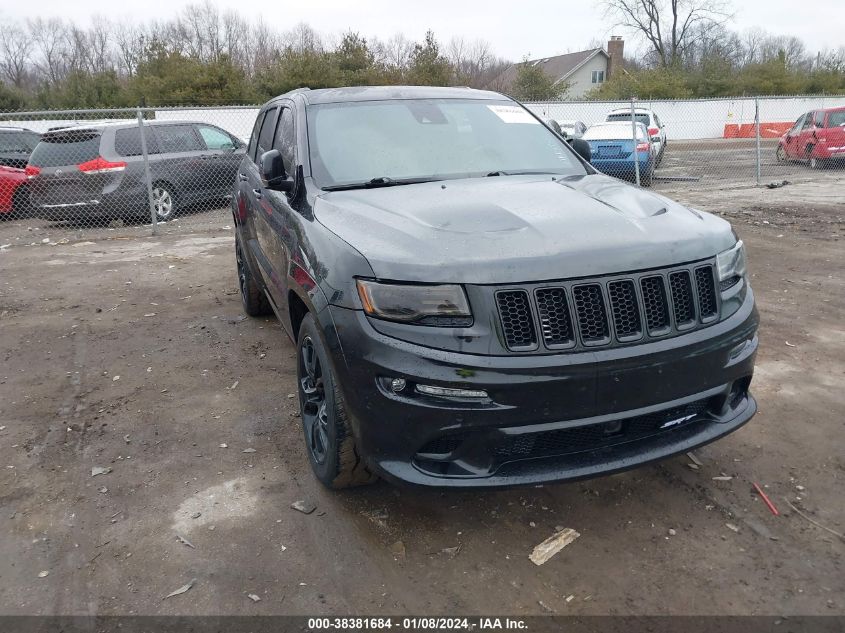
[556,119,587,139]
[605,108,666,163]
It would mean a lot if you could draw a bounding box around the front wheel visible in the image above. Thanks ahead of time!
[776,144,786,162]
[297,313,376,489]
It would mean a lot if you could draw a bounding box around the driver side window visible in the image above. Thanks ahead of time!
[273,107,296,176]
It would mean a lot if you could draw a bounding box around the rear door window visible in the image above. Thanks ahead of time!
[28,130,101,167]
[114,127,160,156]
[828,111,845,127]
[197,125,236,150]
[154,125,203,154]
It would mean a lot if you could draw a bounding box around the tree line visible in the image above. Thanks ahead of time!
[591,0,845,99]
[0,4,509,110]
[0,0,843,110]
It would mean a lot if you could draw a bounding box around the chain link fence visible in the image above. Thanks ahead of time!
[1,97,844,244]
[527,94,845,189]
[0,106,259,244]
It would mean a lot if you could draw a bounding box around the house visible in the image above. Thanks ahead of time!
[495,37,625,99]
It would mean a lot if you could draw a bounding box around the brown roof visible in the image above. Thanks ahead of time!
[491,48,608,91]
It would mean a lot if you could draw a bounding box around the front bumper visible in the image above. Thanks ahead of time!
[323,290,758,488]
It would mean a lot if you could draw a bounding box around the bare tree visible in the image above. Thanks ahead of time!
[28,17,70,85]
[447,37,497,88]
[114,22,143,77]
[601,0,731,67]
[0,23,31,88]
[250,17,279,74]
[759,35,809,69]
[376,33,412,71]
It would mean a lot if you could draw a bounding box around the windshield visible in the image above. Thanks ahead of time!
[307,98,586,189]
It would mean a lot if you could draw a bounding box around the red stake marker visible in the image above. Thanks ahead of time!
[753,482,780,516]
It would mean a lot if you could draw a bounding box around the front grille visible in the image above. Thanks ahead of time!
[641,276,670,333]
[608,280,642,339]
[669,271,695,326]
[494,399,711,461]
[695,266,718,319]
[493,261,720,353]
[496,290,536,350]
[535,287,575,347]
[572,284,610,343]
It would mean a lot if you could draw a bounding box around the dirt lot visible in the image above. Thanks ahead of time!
[0,179,843,616]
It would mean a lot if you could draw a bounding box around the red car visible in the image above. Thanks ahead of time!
[0,164,28,216]
[777,106,845,169]
[0,127,41,217]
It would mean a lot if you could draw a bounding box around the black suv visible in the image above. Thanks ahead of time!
[0,127,41,169]
[233,86,758,489]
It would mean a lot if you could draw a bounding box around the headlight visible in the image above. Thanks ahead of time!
[356,280,472,326]
[716,240,747,290]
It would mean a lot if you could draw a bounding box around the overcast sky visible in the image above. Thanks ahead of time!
[1,0,840,60]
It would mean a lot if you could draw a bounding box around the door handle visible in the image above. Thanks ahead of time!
[252,189,262,199]
[238,174,248,182]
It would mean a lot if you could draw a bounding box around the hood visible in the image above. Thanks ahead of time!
[314,174,735,284]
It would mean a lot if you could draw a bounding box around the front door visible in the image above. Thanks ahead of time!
[195,124,245,197]
[783,114,806,159]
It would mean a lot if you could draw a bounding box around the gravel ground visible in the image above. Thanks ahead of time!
[0,179,843,616]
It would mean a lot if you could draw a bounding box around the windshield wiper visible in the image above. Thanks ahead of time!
[486,170,562,177]
[322,176,441,191]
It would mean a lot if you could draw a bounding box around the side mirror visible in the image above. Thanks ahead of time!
[569,138,592,163]
[260,149,294,192]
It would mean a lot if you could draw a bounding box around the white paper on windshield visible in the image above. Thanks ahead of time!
[487,105,539,124]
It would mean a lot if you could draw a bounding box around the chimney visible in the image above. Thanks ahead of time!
[607,36,624,80]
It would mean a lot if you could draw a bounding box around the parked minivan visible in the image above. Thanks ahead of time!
[234,86,757,490]
[26,121,245,222]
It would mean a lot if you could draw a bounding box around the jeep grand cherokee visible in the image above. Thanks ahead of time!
[232,86,758,489]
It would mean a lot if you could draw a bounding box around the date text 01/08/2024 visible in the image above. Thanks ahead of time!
[306,617,528,630]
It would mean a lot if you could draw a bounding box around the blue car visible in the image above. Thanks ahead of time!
[583,121,655,186]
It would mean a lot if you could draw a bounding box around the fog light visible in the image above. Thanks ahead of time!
[390,378,407,392]
[415,384,489,399]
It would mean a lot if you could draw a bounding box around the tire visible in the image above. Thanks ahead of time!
[809,157,825,170]
[152,182,178,222]
[9,185,30,219]
[776,145,786,162]
[297,313,377,489]
[235,233,271,317]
